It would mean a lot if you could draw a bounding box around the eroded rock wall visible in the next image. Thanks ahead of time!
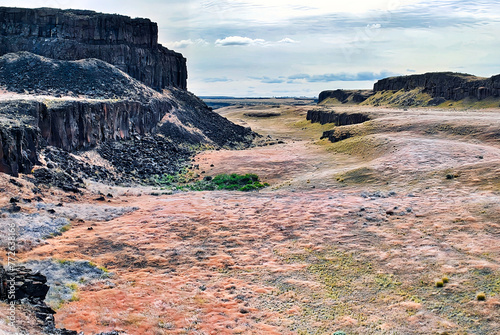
[0,7,187,90]
[0,98,170,176]
[306,109,370,126]
[0,121,39,176]
[38,99,169,151]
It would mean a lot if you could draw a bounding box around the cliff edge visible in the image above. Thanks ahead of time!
[0,6,187,90]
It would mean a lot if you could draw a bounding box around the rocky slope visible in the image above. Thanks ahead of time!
[0,6,187,90]
[0,52,254,178]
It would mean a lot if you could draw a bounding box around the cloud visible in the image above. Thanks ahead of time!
[214,36,296,47]
[168,39,208,48]
[288,71,399,82]
[215,36,266,46]
[202,77,233,83]
[407,69,416,73]
[278,37,299,43]
[250,76,286,84]
[288,74,311,80]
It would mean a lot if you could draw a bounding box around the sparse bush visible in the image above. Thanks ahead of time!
[66,282,78,291]
[477,292,486,301]
[436,281,444,287]
[442,276,449,283]
[60,224,71,232]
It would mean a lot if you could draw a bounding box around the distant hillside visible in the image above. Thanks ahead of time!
[319,72,500,108]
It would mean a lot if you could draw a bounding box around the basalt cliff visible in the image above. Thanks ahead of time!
[0,6,187,90]
[0,8,255,180]
[318,72,500,107]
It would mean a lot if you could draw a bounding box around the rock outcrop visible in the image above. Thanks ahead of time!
[0,6,187,90]
[318,89,374,104]
[306,109,370,126]
[0,264,49,301]
[0,111,39,176]
[0,52,169,176]
[373,72,500,101]
[0,264,79,334]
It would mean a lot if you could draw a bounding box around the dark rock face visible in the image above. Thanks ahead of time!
[0,264,49,301]
[373,72,500,101]
[38,99,167,151]
[318,89,374,104]
[0,96,168,176]
[306,109,370,126]
[0,264,79,334]
[0,118,39,176]
[0,6,187,90]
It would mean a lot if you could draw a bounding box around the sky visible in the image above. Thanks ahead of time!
[1,0,500,97]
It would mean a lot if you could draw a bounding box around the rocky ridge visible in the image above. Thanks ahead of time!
[373,72,500,100]
[318,72,500,107]
[0,6,187,90]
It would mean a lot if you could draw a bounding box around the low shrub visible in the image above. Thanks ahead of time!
[190,173,268,192]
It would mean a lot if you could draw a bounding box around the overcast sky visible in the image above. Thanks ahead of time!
[2,0,500,97]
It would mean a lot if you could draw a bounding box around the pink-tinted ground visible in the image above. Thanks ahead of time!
[2,104,500,334]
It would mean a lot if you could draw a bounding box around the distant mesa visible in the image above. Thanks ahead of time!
[318,72,500,107]
[318,89,374,105]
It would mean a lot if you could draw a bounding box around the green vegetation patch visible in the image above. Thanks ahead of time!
[360,88,433,107]
[149,172,269,192]
[190,173,269,192]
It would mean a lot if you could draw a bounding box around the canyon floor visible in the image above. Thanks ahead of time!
[1,102,500,334]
